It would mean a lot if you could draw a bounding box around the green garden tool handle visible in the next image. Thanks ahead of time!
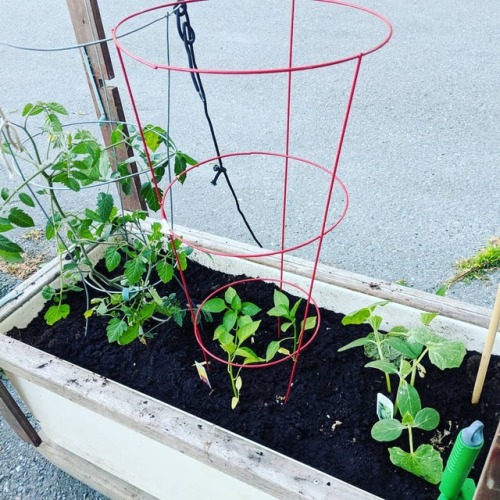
[438,421,484,500]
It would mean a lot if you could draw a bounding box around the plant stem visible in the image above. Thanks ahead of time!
[375,331,392,393]
[410,348,429,386]
[227,362,237,399]
[408,426,414,454]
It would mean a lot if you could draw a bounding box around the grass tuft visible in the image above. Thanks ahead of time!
[447,237,500,286]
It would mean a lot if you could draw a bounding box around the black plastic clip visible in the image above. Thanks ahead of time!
[211,164,226,186]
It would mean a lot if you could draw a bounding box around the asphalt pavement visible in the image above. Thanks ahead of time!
[0,1,499,498]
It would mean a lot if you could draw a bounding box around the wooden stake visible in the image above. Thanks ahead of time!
[66,0,146,211]
[472,283,500,404]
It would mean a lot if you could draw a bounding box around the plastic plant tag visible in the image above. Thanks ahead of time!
[194,361,211,389]
[376,393,394,420]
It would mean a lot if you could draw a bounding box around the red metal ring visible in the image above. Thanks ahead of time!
[112,0,392,75]
[160,151,349,259]
[193,277,321,369]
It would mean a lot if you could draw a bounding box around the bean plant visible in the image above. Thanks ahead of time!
[338,300,466,484]
[202,287,316,408]
[0,102,194,344]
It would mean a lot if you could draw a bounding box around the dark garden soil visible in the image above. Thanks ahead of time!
[7,260,500,500]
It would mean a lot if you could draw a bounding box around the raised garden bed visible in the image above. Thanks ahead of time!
[1,225,499,500]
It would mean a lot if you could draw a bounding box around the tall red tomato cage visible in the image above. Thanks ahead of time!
[112,0,392,401]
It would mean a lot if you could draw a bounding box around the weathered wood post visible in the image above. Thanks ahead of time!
[66,0,146,211]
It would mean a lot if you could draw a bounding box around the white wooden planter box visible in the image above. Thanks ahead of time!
[0,225,497,500]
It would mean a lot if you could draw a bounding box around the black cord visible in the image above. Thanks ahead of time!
[175,2,262,248]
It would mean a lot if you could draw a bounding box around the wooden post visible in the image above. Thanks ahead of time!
[66,0,146,211]
[475,421,500,500]
[0,378,42,447]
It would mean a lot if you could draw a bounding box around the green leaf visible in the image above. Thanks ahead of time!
[45,214,60,240]
[46,113,63,133]
[371,419,404,442]
[301,315,317,331]
[231,396,239,410]
[105,246,121,272]
[241,302,261,316]
[96,192,114,222]
[177,251,188,271]
[178,151,197,166]
[385,337,421,359]
[124,258,146,285]
[266,340,281,362]
[280,322,293,333]
[368,315,383,332]
[107,317,128,343]
[225,287,237,306]
[388,445,443,484]
[414,408,440,431]
[289,298,302,319]
[236,320,261,343]
[397,381,421,418]
[202,298,226,314]
[401,412,415,426]
[230,293,242,311]
[22,103,36,116]
[237,315,252,328]
[213,324,229,341]
[421,311,439,326]
[218,330,234,347]
[42,286,56,300]
[18,192,35,208]
[365,360,399,375]
[341,307,371,325]
[139,302,156,321]
[400,360,413,379]
[46,102,68,115]
[143,125,166,152]
[174,153,187,184]
[8,207,35,228]
[337,336,373,352]
[156,260,174,283]
[140,182,161,212]
[0,249,23,262]
[44,304,70,326]
[223,309,238,332]
[408,326,436,345]
[235,347,262,364]
[117,324,140,345]
[0,234,23,254]
[1,187,9,201]
[267,305,289,317]
[273,289,289,309]
[435,285,447,297]
[428,340,466,370]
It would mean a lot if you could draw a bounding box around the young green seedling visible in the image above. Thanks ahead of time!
[202,286,264,409]
[338,301,397,392]
[201,287,315,408]
[0,102,195,344]
[371,381,443,484]
[267,289,317,359]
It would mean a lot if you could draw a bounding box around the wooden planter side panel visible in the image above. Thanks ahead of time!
[173,224,493,331]
[0,337,377,500]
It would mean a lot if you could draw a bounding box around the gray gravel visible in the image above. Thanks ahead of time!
[0,0,499,497]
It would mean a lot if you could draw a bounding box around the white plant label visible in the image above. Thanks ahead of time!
[376,393,394,420]
[194,361,212,389]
